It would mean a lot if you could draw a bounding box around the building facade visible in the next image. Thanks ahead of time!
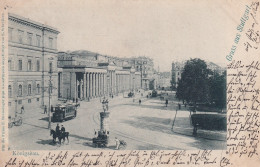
[171,60,226,89]
[126,56,157,90]
[171,61,185,88]
[8,13,59,114]
[57,51,142,100]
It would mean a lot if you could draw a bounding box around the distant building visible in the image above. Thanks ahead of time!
[126,56,156,90]
[8,13,59,114]
[158,72,171,89]
[171,60,225,88]
[171,61,185,88]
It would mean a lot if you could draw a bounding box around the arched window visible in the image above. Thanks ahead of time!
[37,84,40,94]
[28,84,31,95]
[18,85,22,96]
[8,85,12,97]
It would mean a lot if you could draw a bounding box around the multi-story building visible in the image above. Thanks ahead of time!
[171,61,185,88]
[158,72,171,89]
[8,13,59,115]
[171,60,226,88]
[57,51,142,100]
[126,56,156,90]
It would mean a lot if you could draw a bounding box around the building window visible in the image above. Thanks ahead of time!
[8,60,11,71]
[8,85,12,97]
[18,85,22,96]
[37,84,40,94]
[28,99,31,103]
[28,84,32,95]
[36,35,41,47]
[27,59,32,71]
[49,62,53,72]
[49,37,53,49]
[8,28,13,41]
[36,98,39,102]
[18,30,24,44]
[36,60,40,71]
[18,60,22,71]
[18,100,22,104]
[27,33,33,45]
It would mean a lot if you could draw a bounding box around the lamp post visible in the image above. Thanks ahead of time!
[48,68,53,129]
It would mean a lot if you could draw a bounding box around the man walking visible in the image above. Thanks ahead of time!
[21,105,24,114]
[115,137,120,150]
[44,105,47,114]
[165,99,168,107]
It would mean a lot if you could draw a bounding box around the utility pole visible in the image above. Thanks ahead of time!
[48,69,53,129]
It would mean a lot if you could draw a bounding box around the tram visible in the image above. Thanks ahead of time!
[52,103,77,122]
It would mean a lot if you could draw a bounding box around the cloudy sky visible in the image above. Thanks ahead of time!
[8,0,246,71]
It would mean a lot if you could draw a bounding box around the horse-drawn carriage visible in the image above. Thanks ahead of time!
[8,114,22,128]
[92,131,109,147]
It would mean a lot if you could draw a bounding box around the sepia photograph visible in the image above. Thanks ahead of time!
[6,0,228,151]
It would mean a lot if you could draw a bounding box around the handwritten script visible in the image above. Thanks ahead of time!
[227,60,260,158]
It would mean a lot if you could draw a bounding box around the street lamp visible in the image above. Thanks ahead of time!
[48,68,53,129]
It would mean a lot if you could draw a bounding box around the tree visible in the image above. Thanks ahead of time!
[176,58,210,106]
[208,70,226,109]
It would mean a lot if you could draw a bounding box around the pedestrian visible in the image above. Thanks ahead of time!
[178,103,181,110]
[76,98,78,103]
[73,98,75,103]
[112,94,114,99]
[165,99,168,107]
[21,105,24,114]
[44,105,47,114]
[139,99,141,105]
[115,137,120,150]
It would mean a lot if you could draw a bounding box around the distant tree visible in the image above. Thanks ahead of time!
[208,70,226,109]
[176,59,210,106]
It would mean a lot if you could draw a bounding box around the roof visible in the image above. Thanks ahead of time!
[8,13,60,34]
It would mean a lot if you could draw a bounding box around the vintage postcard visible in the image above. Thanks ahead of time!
[0,0,259,166]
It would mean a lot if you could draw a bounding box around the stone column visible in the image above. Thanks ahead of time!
[71,72,77,99]
[96,73,98,97]
[79,79,83,99]
[113,72,116,94]
[93,73,96,97]
[92,73,94,98]
[99,73,101,96]
[100,73,103,96]
[83,73,86,99]
[86,73,89,98]
[90,73,93,98]
[104,73,107,95]
[76,74,79,99]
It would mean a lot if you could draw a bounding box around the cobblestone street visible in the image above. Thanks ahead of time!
[9,92,226,150]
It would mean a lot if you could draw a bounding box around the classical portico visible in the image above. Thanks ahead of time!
[60,67,107,100]
[57,52,142,100]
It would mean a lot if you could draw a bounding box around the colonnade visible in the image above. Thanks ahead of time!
[76,72,107,99]
[60,69,142,100]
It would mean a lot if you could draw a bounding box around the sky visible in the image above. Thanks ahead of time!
[7,0,245,72]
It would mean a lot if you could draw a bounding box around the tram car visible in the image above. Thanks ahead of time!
[52,104,77,122]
